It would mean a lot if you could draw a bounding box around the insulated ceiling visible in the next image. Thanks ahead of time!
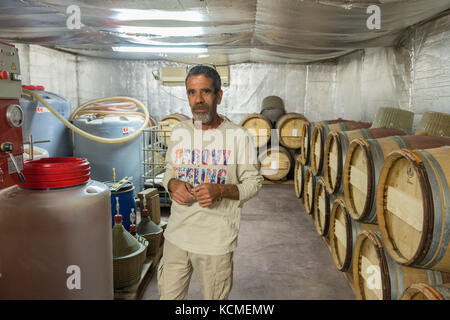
[1,0,450,64]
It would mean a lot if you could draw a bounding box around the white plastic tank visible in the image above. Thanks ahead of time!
[72,115,145,193]
[0,157,113,299]
[23,145,49,160]
[20,85,73,157]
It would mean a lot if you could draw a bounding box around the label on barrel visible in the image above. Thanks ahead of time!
[292,129,298,137]
[36,106,49,113]
[271,161,277,170]
[122,127,129,134]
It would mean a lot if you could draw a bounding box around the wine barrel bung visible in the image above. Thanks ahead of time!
[258,146,293,181]
[303,166,319,215]
[275,112,309,149]
[310,120,371,176]
[401,283,450,300]
[371,107,414,134]
[294,157,305,199]
[415,111,450,137]
[376,146,450,272]
[329,198,378,272]
[352,230,450,300]
[313,178,337,237]
[344,135,450,224]
[323,127,406,195]
[158,113,190,145]
[241,113,272,148]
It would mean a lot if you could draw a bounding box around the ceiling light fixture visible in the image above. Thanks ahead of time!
[117,26,204,37]
[113,9,204,22]
[112,46,208,54]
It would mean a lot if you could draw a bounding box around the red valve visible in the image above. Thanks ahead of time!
[0,70,9,80]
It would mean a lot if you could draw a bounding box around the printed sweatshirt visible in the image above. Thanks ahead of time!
[162,118,263,255]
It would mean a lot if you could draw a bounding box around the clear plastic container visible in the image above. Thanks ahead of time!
[0,157,113,299]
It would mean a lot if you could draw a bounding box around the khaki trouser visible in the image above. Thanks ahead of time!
[157,240,234,300]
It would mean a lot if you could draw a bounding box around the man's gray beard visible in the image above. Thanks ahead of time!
[192,111,214,124]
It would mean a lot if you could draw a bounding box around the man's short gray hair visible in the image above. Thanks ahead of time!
[185,65,221,93]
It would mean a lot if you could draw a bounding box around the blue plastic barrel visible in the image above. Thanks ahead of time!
[72,115,145,193]
[20,86,73,157]
[110,185,137,231]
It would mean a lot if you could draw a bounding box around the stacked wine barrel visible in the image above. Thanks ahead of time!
[242,97,309,184]
[158,113,191,146]
[295,108,450,300]
[299,118,373,227]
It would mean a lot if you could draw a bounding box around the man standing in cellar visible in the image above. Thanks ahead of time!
[159,65,263,300]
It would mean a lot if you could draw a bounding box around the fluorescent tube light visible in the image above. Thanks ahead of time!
[117,26,204,37]
[112,46,207,54]
[114,9,204,22]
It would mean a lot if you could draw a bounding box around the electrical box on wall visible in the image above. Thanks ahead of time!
[160,66,229,86]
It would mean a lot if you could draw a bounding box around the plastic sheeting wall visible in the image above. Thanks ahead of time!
[335,13,450,129]
[76,58,323,124]
[14,13,450,127]
[335,48,411,123]
[410,15,450,116]
[16,44,78,109]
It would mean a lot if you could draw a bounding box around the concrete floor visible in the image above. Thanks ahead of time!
[142,184,355,300]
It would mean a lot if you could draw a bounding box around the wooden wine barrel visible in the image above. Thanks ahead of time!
[352,230,450,300]
[376,146,450,272]
[258,146,293,181]
[275,112,309,149]
[300,119,348,166]
[303,167,319,215]
[401,283,450,300]
[300,122,313,166]
[323,127,406,195]
[310,121,371,176]
[344,135,450,224]
[294,159,305,199]
[313,178,337,237]
[158,113,190,145]
[329,198,378,272]
[147,149,166,176]
[371,107,414,134]
[241,113,272,148]
[415,111,450,137]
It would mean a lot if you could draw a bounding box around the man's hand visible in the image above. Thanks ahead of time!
[168,179,196,206]
[192,183,223,208]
